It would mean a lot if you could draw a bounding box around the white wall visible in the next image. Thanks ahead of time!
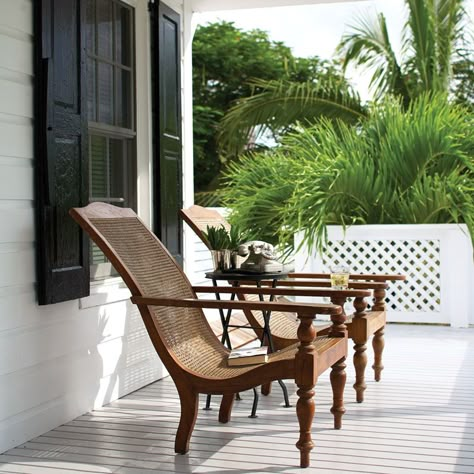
[0,0,178,454]
[296,224,474,327]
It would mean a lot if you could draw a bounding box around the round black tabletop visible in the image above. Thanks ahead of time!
[205,270,289,281]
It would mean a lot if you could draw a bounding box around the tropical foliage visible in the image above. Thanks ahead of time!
[202,225,231,250]
[193,21,293,195]
[202,224,251,250]
[192,21,352,200]
[222,95,474,252]
[219,0,474,154]
[218,77,366,156]
[337,0,472,103]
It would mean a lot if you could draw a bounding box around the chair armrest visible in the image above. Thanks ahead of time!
[285,273,403,312]
[289,272,406,282]
[131,295,342,317]
[258,280,388,290]
[192,285,371,299]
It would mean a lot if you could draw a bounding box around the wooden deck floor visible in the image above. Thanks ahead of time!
[1,325,473,474]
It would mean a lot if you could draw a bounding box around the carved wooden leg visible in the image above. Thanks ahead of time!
[353,341,367,403]
[218,393,234,423]
[372,326,385,382]
[261,382,272,395]
[296,385,315,468]
[175,388,199,454]
[294,308,320,468]
[330,356,346,429]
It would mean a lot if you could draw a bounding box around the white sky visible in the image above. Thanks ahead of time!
[196,0,474,101]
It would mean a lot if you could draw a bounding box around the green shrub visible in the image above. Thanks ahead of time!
[222,94,474,253]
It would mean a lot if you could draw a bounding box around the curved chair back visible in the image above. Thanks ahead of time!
[70,203,226,377]
[180,205,230,250]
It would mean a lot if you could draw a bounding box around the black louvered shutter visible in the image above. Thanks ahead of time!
[150,1,183,266]
[35,0,90,304]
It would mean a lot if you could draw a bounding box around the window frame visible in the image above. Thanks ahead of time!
[86,0,138,279]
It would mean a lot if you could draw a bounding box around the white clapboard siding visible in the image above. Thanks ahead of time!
[0,301,147,376]
[0,78,33,118]
[0,0,174,454]
[0,34,32,76]
[0,121,33,158]
[1,333,160,422]
[189,235,214,285]
[0,246,35,288]
[0,325,473,473]
[0,161,33,200]
[0,206,35,244]
[0,285,37,333]
[0,0,33,35]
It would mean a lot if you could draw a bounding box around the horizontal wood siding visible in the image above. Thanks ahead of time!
[188,234,214,285]
[0,0,173,453]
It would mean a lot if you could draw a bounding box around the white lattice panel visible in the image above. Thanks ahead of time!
[320,239,441,313]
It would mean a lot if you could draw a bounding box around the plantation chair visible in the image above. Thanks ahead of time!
[70,202,349,468]
[180,205,406,403]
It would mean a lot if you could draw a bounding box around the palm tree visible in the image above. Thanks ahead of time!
[219,0,472,155]
[337,0,470,105]
[221,94,474,252]
[218,77,367,156]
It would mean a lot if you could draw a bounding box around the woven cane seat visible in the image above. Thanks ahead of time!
[89,216,336,380]
[71,203,348,468]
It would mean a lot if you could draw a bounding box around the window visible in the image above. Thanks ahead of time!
[86,0,136,279]
[36,0,181,304]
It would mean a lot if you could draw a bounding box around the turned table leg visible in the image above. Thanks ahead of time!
[296,385,315,468]
[371,288,387,382]
[330,356,346,429]
[352,296,368,403]
[372,326,385,381]
[353,340,368,403]
[295,310,319,468]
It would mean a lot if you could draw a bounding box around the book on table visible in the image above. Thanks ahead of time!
[227,346,268,366]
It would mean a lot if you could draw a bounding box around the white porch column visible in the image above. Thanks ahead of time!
[182,2,198,275]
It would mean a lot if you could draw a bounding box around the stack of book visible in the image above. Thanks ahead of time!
[227,346,268,366]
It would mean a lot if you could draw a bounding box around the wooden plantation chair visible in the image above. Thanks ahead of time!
[70,202,349,468]
[180,205,406,403]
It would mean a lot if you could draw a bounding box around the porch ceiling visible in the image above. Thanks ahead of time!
[191,0,363,13]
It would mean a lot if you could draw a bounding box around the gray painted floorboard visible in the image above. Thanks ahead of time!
[1,325,473,473]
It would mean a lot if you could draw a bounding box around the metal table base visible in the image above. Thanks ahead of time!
[204,271,291,416]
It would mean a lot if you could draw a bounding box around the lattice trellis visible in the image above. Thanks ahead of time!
[321,239,441,312]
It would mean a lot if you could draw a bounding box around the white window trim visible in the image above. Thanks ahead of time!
[80,0,153,303]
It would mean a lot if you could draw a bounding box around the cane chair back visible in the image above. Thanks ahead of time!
[181,205,405,402]
[71,203,243,378]
[71,202,348,468]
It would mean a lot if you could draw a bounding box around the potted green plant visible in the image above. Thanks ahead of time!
[228,225,251,269]
[202,225,231,271]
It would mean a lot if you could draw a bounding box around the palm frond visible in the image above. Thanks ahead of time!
[222,151,299,245]
[403,0,438,92]
[194,189,224,207]
[435,0,468,88]
[218,78,366,156]
[220,93,474,253]
[397,173,474,226]
[337,12,409,102]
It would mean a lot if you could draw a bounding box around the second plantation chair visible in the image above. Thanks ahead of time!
[180,205,406,403]
[70,202,349,468]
